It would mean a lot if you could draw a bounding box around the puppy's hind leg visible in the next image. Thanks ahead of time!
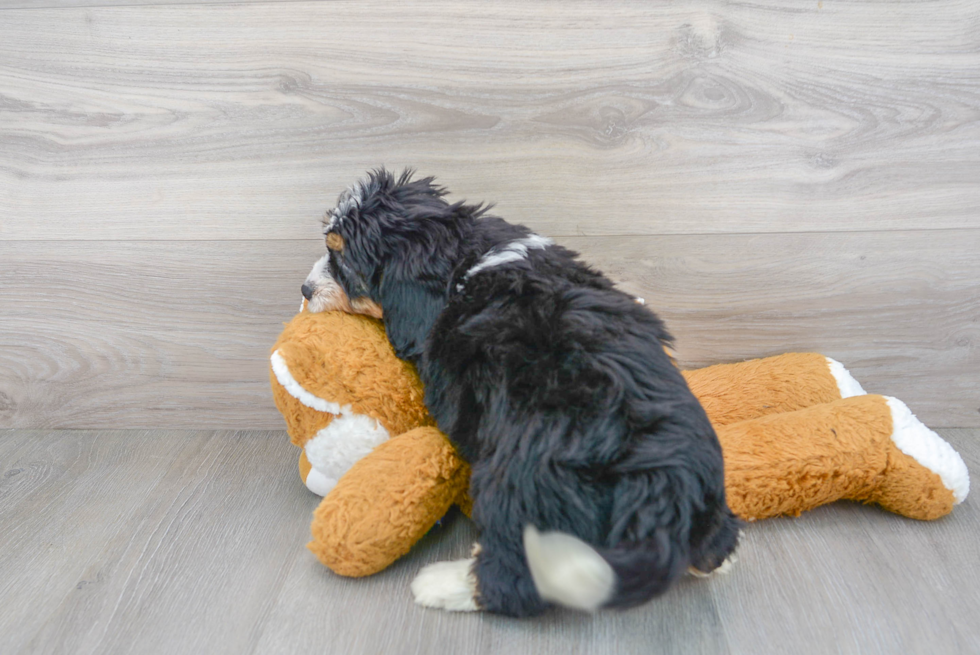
[688,506,742,577]
[411,532,549,617]
[471,529,551,617]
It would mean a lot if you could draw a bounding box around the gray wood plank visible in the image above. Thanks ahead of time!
[714,428,980,655]
[0,430,214,653]
[0,240,321,431]
[253,513,730,655]
[0,429,318,655]
[2,1,978,239]
[2,429,976,654]
[572,230,980,428]
[0,0,305,7]
[2,231,976,430]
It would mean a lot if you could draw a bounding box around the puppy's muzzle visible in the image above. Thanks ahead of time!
[303,255,383,319]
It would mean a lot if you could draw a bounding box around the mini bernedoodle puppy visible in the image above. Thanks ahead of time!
[302,169,741,617]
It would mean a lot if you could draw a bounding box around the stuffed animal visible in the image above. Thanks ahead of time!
[270,309,969,578]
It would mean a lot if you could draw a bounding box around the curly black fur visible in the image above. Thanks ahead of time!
[321,168,741,617]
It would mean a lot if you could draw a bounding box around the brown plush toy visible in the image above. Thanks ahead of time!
[271,309,969,578]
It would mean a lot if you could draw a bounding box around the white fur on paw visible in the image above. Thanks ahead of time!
[713,551,738,575]
[886,397,970,503]
[826,357,867,398]
[688,553,737,578]
[689,531,741,577]
[304,414,390,489]
[411,559,479,612]
[304,467,337,497]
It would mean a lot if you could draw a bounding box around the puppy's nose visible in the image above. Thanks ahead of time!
[301,283,314,301]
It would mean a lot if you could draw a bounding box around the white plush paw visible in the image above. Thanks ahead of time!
[886,397,970,503]
[303,413,390,493]
[826,357,867,398]
[304,467,337,497]
[410,559,479,612]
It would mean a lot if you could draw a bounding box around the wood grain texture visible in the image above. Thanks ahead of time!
[2,428,977,654]
[1,1,979,239]
[1,0,977,431]
[2,231,976,430]
[0,429,317,655]
[573,230,980,428]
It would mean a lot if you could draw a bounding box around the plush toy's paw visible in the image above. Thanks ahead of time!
[869,396,970,519]
[304,468,338,497]
[719,393,971,521]
[826,357,867,398]
[411,559,480,612]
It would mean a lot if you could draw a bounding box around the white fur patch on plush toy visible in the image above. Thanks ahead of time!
[271,350,343,415]
[826,357,867,398]
[271,348,391,496]
[304,413,390,496]
[886,396,970,503]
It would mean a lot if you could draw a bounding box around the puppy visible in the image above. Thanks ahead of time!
[302,169,741,617]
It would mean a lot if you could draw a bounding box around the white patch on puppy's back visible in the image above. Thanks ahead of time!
[464,234,554,280]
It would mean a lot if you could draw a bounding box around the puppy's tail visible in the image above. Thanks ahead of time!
[523,525,685,612]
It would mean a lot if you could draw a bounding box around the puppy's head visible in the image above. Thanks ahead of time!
[303,168,477,360]
[302,251,383,318]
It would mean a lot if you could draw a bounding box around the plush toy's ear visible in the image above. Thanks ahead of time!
[379,277,446,362]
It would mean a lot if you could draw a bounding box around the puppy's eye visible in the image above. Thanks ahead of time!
[326,232,344,251]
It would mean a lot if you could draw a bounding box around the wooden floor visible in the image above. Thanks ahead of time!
[1,428,977,655]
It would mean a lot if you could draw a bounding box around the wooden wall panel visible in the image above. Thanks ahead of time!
[0,0,976,428]
[1,1,978,239]
[1,233,976,429]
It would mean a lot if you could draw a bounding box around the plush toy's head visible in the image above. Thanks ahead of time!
[270,309,434,494]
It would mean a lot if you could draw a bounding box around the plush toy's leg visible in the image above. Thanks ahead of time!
[720,394,969,521]
[308,426,470,578]
[683,353,865,427]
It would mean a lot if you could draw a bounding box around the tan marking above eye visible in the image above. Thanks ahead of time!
[326,232,344,251]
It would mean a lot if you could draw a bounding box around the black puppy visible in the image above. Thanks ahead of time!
[303,169,741,617]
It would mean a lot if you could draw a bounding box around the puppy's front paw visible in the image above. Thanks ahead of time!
[411,558,480,612]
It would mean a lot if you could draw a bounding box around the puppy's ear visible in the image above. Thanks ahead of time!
[379,278,445,362]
